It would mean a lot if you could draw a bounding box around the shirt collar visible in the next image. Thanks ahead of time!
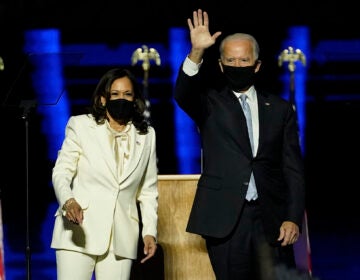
[233,85,256,102]
[106,120,132,136]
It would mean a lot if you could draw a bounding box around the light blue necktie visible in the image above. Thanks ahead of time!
[239,94,258,201]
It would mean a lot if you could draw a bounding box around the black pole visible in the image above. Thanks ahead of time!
[23,115,31,280]
[20,99,37,280]
[289,71,296,108]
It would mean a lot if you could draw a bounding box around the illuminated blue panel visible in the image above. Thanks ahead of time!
[62,43,168,66]
[280,26,309,154]
[23,29,70,161]
[169,27,201,174]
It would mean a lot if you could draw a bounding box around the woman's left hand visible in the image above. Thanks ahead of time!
[140,235,157,263]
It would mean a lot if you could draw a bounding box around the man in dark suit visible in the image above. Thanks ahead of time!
[174,9,306,280]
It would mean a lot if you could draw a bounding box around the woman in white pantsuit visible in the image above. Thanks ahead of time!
[51,68,159,280]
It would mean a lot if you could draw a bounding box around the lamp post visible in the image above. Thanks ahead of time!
[278,46,306,107]
[131,45,161,120]
[0,57,4,71]
[278,46,311,276]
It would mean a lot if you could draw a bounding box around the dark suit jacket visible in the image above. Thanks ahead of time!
[174,66,305,245]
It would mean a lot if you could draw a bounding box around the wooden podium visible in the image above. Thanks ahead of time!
[156,174,311,279]
[157,174,215,280]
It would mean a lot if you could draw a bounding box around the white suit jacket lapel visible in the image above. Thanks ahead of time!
[91,121,146,184]
[118,125,145,183]
[90,121,119,180]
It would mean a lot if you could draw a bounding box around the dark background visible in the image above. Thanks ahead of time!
[0,0,359,279]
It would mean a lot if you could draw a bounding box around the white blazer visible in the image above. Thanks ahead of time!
[51,114,158,259]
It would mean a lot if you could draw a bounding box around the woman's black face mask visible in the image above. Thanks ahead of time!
[221,63,258,92]
[106,99,135,123]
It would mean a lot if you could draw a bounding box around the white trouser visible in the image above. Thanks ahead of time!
[56,249,132,280]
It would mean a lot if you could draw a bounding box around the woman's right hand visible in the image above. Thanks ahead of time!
[63,198,83,225]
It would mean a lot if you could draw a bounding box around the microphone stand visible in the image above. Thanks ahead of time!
[20,99,37,280]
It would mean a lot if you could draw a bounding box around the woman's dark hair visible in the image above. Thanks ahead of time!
[89,68,149,134]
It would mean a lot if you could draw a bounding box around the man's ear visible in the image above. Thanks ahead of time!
[255,60,262,73]
[218,59,224,72]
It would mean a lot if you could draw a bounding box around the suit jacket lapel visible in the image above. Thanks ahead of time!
[117,125,145,184]
[221,89,253,158]
[256,93,272,155]
[91,121,119,179]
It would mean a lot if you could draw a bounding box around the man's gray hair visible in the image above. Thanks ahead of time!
[219,33,260,60]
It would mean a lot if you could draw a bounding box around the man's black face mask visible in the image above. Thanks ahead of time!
[221,63,258,92]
